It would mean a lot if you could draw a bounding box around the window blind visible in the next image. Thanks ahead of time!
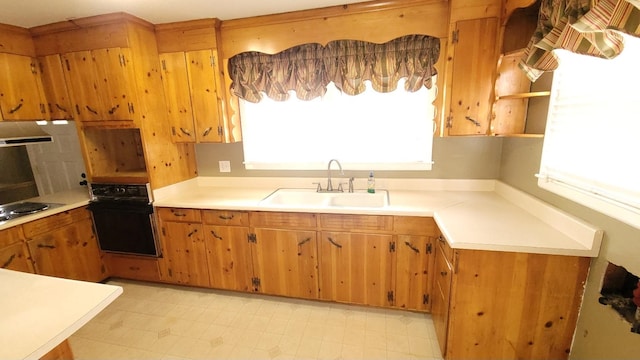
[537,33,640,229]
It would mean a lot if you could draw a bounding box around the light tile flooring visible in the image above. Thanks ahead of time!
[69,279,443,360]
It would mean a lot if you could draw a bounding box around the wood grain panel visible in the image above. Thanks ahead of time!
[250,211,317,229]
[186,49,223,142]
[319,214,393,232]
[394,216,437,235]
[446,250,591,360]
[157,207,202,222]
[395,234,434,311]
[159,221,210,287]
[0,23,36,56]
[22,207,91,238]
[318,231,394,307]
[202,210,249,226]
[0,225,26,248]
[204,224,253,292]
[38,54,73,120]
[104,253,161,282]
[159,51,195,142]
[0,242,34,273]
[155,19,219,53]
[0,53,46,120]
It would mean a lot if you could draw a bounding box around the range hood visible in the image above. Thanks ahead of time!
[0,122,53,147]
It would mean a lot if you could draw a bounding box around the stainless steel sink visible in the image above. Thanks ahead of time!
[260,188,389,208]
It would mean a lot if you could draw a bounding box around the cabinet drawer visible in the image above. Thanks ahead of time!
[0,226,26,248]
[250,211,316,229]
[202,210,249,226]
[437,234,454,263]
[105,254,161,282]
[157,207,201,222]
[319,214,393,232]
[22,207,91,238]
[394,216,437,235]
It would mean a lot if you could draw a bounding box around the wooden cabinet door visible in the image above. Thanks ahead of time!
[203,224,253,291]
[0,242,34,273]
[38,54,73,120]
[159,52,196,142]
[447,17,498,135]
[0,53,46,120]
[26,217,106,282]
[62,51,103,121]
[319,231,394,307]
[432,243,453,357]
[395,234,434,311]
[160,221,210,287]
[251,228,318,299]
[186,49,223,143]
[92,48,136,121]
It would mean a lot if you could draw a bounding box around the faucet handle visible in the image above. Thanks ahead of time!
[312,182,323,192]
[338,182,348,192]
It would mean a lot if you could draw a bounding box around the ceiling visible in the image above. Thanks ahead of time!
[0,0,373,29]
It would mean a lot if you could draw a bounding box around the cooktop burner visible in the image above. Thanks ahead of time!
[0,201,62,223]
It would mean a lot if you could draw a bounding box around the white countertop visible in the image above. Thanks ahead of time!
[0,187,91,231]
[0,269,122,360]
[154,177,603,257]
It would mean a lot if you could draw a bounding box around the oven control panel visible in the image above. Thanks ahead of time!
[89,183,152,202]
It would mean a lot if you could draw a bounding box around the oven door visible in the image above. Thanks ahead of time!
[87,200,160,257]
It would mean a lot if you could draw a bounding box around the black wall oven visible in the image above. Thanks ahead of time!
[87,183,160,257]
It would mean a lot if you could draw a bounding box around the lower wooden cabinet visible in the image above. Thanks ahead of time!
[434,234,591,360]
[23,208,106,282]
[0,226,34,273]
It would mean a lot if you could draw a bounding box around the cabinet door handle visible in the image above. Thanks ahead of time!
[202,127,212,137]
[440,271,448,276]
[86,105,98,115]
[210,230,223,240]
[37,243,56,249]
[108,105,120,114]
[9,103,23,114]
[298,237,312,246]
[404,241,420,253]
[55,104,68,113]
[187,229,198,237]
[218,214,234,220]
[465,116,481,127]
[326,237,342,248]
[180,127,192,136]
[1,254,16,268]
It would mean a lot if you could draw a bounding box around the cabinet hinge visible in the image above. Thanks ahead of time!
[423,294,430,304]
[161,59,167,71]
[161,227,166,237]
[119,54,126,67]
[452,29,460,44]
[446,115,453,128]
[389,241,396,253]
[210,56,216,67]
[128,103,135,114]
[217,126,223,136]
[251,277,261,288]
[248,233,257,243]
[426,243,433,254]
[40,104,46,114]
[30,62,37,75]
[387,290,394,303]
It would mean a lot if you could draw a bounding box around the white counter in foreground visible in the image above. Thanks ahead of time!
[0,269,122,360]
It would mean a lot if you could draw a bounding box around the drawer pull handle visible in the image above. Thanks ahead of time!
[2,254,16,268]
[172,212,187,217]
[86,105,98,115]
[210,230,223,240]
[218,214,234,220]
[298,237,312,246]
[38,244,56,249]
[326,237,342,248]
[440,271,448,276]
[404,241,420,253]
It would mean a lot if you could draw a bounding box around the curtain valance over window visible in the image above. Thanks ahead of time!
[521,0,640,80]
[229,35,440,103]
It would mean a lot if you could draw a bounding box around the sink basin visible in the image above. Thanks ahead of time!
[260,188,389,208]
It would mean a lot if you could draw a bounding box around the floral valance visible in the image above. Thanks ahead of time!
[228,35,440,103]
[521,0,640,80]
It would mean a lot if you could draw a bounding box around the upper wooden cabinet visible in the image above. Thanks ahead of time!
[444,17,499,135]
[156,19,229,143]
[62,48,137,122]
[37,54,73,120]
[0,53,47,120]
[159,49,224,142]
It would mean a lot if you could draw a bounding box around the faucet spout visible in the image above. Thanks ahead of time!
[326,159,344,192]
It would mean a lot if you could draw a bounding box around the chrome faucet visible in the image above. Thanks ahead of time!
[326,159,344,192]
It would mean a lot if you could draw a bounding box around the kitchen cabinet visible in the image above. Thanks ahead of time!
[104,253,161,282]
[61,48,136,122]
[156,19,229,143]
[202,210,253,291]
[249,211,319,299]
[37,54,73,120]
[159,50,224,143]
[157,207,210,287]
[0,53,47,120]
[433,234,591,360]
[0,226,34,273]
[393,216,438,311]
[445,17,499,135]
[23,207,107,282]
